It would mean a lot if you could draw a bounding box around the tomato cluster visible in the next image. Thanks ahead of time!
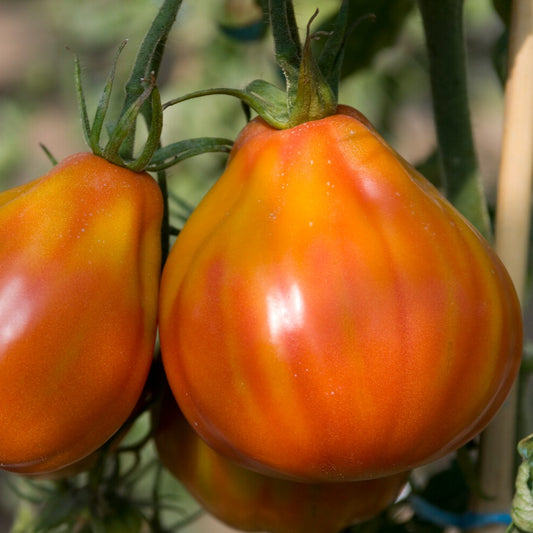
[0,104,522,530]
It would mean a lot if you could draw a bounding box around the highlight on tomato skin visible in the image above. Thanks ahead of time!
[0,152,163,475]
[154,387,410,533]
[158,104,523,483]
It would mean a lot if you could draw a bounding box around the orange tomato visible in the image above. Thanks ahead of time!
[154,388,408,533]
[159,105,522,482]
[0,153,162,475]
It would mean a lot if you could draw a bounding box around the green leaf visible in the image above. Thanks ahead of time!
[317,0,350,99]
[316,0,415,79]
[245,79,291,126]
[148,137,233,171]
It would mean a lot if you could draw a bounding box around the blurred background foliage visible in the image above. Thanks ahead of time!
[0,0,519,531]
[0,0,506,205]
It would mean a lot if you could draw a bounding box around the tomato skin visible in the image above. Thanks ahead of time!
[159,105,523,482]
[154,389,408,533]
[0,152,162,475]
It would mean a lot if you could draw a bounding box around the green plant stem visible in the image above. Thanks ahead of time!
[116,0,181,273]
[269,0,301,105]
[119,0,183,160]
[417,0,491,239]
[122,0,182,109]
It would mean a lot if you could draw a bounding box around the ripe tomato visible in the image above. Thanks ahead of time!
[154,387,409,533]
[0,152,163,475]
[158,105,522,482]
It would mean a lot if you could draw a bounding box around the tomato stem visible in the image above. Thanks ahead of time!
[74,0,188,172]
[418,0,491,239]
[268,0,301,107]
[162,1,345,129]
[118,0,183,161]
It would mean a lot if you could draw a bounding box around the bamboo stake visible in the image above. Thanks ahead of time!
[472,1,533,530]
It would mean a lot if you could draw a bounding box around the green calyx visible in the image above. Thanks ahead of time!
[75,0,233,173]
[164,0,349,130]
[286,11,337,126]
[76,46,164,172]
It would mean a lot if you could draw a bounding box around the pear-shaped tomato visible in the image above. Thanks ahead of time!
[154,387,408,533]
[159,105,522,482]
[0,152,162,475]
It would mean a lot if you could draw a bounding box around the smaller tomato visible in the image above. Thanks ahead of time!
[0,153,163,475]
[154,387,408,533]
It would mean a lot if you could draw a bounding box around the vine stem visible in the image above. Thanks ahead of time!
[119,0,183,161]
[417,0,491,239]
[472,1,533,531]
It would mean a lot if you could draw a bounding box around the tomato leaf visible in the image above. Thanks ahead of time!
[316,0,415,79]
[317,0,350,99]
[148,137,233,172]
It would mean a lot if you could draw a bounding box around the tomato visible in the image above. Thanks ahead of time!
[158,105,522,482]
[0,152,162,475]
[24,415,133,481]
[154,387,409,533]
